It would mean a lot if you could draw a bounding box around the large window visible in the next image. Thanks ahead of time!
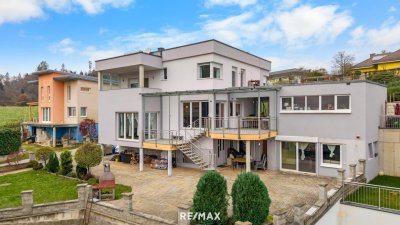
[281,95,350,113]
[198,62,222,79]
[42,107,51,122]
[117,112,139,140]
[101,73,120,90]
[321,144,341,167]
[281,141,316,173]
[68,107,76,117]
[183,101,208,127]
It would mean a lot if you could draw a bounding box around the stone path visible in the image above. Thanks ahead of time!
[92,161,336,222]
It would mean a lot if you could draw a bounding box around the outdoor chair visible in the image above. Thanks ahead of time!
[254,153,267,170]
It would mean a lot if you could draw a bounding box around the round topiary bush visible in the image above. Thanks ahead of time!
[192,170,229,225]
[0,128,21,156]
[232,172,271,225]
[74,142,102,175]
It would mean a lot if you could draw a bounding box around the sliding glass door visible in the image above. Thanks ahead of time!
[144,112,157,140]
[281,141,316,173]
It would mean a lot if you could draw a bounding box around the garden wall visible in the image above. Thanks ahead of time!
[379,128,400,176]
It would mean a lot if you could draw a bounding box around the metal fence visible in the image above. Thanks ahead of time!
[342,182,400,213]
[380,115,400,128]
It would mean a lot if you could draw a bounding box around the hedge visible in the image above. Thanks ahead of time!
[0,128,21,155]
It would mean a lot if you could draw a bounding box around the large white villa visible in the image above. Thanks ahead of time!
[96,39,385,181]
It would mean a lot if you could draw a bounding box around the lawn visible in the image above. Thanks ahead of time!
[345,175,400,211]
[0,170,132,209]
[0,106,37,128]
[22,143,78,153]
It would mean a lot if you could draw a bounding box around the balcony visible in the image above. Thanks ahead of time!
[380,115,400,129]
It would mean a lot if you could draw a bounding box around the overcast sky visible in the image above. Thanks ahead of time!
[0,0,399,75]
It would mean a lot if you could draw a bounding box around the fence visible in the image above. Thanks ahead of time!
[342,182,400,213]
[380,115,400,128]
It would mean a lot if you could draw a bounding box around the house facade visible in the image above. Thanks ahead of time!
[353,50,400,76]
[96,39,386,181]
[26,70,98,147]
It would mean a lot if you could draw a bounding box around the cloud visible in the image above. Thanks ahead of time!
[0,0,135,26]
[280,0,299,8]
[49,38,78,55]
[276,5,353,47]
[82,46,123,61]
[349,18,400,49]
[205,0,257,7]
[0,0,43,25]
[389,6,396,13]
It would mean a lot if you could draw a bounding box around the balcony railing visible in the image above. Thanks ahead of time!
[342,182,400,213]
[380,115,400,128]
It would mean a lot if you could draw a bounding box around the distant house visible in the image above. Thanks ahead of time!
[352,50,400,76]
[267,68,310,85]
[25,70,98,147]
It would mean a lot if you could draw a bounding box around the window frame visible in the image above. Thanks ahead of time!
[67,85,71,101]
[163,68,168,80]
[280,95,351,113]
[320,144,342,168]
[198,62,223,79]
[67,107,76,118]
[42,107,51,122]
[80,107,87,117]
[80,87,91,93]
[116,112,139,141]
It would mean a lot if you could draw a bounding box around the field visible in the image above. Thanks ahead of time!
[0,106,38,127]
[0,170,132,208]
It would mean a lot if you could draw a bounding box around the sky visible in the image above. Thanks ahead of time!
[0,0,399,76]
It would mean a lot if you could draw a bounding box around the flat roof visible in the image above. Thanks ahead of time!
[95,51,161,62]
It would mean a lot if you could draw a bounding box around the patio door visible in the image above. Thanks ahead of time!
[281,141,316,173]
[215,102,224,128]
[144,112,157,140]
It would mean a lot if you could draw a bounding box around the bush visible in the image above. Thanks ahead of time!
[27,160,39,168]
[87,177,99,185]
[232,172,271,225]
[35,147,54,166]
[46,153,60,173]
[76,164,88,180]
[0,128,21,155]
[74,142,102,174]
[66,171,77,178]
[192,170,229,225]
[60,151,73,175]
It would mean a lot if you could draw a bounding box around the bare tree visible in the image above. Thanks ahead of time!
[331,51,355,76]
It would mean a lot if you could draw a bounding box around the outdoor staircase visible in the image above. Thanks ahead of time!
[175,119,213,169]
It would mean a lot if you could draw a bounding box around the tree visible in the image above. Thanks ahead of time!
[192,171,229,225]
[60,150,73,175]
[36,61,49,71]
[46,152,60,173]
[61,63,66,72]
[232,172,271,225]
[79,119,97,140]
[35,146,54,166]
[74,142,102,174]
[331,51,355,76]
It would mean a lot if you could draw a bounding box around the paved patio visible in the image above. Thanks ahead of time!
[91,160,336,222]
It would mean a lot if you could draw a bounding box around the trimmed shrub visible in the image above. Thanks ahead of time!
[74,142,102,174]
[35,146,54,166]
[60,151,73,175]
[0,128,21,156]
[76,164,88,180]
[46,153,60,173]
[232,172,271,225]
[192,170,229,225]
[27,160,39,168]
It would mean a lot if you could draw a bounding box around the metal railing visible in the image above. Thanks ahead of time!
[380,115,400,129]
[342,182,400,213]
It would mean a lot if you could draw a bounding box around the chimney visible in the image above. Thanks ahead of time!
[158,47,165,57]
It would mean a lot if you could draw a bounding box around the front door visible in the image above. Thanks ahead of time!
[144,112,157,140]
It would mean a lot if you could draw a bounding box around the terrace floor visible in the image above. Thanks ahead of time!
[91,160,336,223]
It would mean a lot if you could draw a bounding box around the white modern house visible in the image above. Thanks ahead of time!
[96,39,386,181]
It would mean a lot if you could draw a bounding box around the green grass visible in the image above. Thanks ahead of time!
[0,106,38,127]
[22,143,78,153]
[0,170,132,209]
[345,175,400,211]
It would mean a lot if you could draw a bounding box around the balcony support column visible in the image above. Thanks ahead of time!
[52,126,56,147]
[139,64,145,88]
[246,140,251,172]
[98,71,102,91]
[167,150,172,177]
[258,91,261,135]
[139,148,144,172]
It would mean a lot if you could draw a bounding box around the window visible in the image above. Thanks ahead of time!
[368,143,373,159]
[128,78,139,88]
[80,87,91,92]
[42,107,51,122]
[337,95,350,110]
[41,87,44,101]
[373,141,378,157]
[68,107,76,117]
[80,107,87,117]
[321,95,335,110]
[282,97,292,111]
[240,69,246,87]
[198,62,222,79]
[321,144,341,167]
[117,112,139,140]
[47,86,50,101]
[183,101,208,127]
[293,96,305,110]
[281,141,316,173]
[67,85,71,101]
[307,96,319,110]
[232,67,237,87]
[163,68,168,80]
